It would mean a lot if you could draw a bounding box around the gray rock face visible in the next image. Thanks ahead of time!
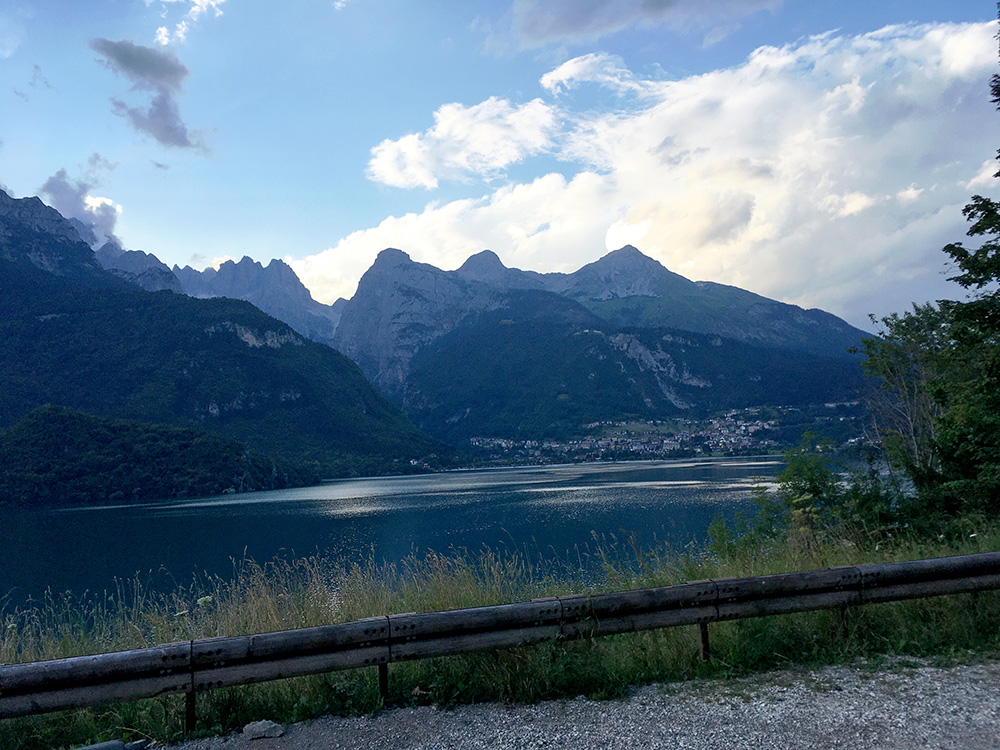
[333,249,503,398]
[543,245,690,300]
[173,256,345,346]
[0,189,114,285]
[0,190,86,245]
[455,249,547,290]
[333,244,867,404]
[96,241,184,293]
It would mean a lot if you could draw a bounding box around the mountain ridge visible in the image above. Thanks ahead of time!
[332,243,866,402]
[174,256,345,346]
[0,188,444,481]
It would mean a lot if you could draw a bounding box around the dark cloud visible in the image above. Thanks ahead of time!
[90,38,203,150]
[38,156,121,247]
[90,38,188,92]
[111,91,197,149]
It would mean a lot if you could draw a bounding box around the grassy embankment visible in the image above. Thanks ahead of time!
[3,522,1000,749]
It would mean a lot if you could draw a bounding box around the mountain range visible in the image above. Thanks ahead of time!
[0,188,443,500]
[325,246,866,441]
[2,186,870,475]
[173,257,345,346]
[332,247,865,409]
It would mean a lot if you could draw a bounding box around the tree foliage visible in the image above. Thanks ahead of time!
[859,17,1000,521]
[0,405,320,506]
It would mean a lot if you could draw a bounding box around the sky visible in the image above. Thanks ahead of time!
[1,0,997,329]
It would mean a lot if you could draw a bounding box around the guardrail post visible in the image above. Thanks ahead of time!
[378,663,389,702]
[698,622,711,662]
[185,690,196,735]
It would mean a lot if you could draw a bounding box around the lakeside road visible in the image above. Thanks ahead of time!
[163,659,1000,750]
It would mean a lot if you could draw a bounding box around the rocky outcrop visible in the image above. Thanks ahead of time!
[96,241,183,293]
[455,249,547,290]
[0,189,114,285]
[332,249,501,398]
[173,256,344,346]
[333,244,867,406]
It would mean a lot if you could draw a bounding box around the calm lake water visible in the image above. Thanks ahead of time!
[0,457,780,607]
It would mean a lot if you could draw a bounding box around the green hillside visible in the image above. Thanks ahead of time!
[0,280,445,478]
[403,318,864,442]
[0,405,319,506]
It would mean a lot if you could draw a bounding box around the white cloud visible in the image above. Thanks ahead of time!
[367,97,559,189]
[540,52,650,96]
[147,0,224,44]
[209,254,237,269]
[300,21,998,329]
[39,156,123,247]
[965,159,996,190]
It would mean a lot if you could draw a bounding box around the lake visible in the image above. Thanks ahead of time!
[0,457,780,607]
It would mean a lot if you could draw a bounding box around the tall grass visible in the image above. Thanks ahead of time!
[3,523,1000,750]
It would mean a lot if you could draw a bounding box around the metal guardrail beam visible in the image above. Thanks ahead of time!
[3,551,1000,726]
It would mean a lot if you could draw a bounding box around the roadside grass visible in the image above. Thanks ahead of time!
[3,523,1000,750]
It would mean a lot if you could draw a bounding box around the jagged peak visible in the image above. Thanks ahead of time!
[610,244,641,255]
[95,239,124,261]
[595,245,662,267]
[458,249,506,273]
[173,262,217,277]
[372,247,413,267]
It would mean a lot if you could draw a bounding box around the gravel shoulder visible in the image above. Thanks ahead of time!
[163,659,1000,750]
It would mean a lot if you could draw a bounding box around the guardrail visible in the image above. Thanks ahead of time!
[3,551,1000,732]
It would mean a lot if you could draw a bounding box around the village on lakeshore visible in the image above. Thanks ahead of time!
[468,402,867,464]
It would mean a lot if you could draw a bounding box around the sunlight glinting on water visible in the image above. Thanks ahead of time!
[2,457,783,604]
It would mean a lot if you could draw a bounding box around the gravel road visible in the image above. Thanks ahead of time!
[161,660,1000,750]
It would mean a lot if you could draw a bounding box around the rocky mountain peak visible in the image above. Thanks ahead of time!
[458,249,505,275]
[550,245,689,301]
[95,239,125,263]
[456,249,548,290]
[0,189,89,246]
[0,189,117,286]
[372,247,413,269]
[172,255,342,346]
[95,244,183,293]
[592,245,667,274]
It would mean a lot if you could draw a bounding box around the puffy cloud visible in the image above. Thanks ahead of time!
[90,38,203,150]
[510,0,783,48]
[293,171,616,302]
[540,52,651,96]
[38,155,122,247]
[148,0,225,45]
[367,97,559,189]
[300,20,997,329]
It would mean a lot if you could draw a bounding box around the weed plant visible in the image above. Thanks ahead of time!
[2,521,1000,749]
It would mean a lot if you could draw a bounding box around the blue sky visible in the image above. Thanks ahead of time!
[1,0,996,328]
